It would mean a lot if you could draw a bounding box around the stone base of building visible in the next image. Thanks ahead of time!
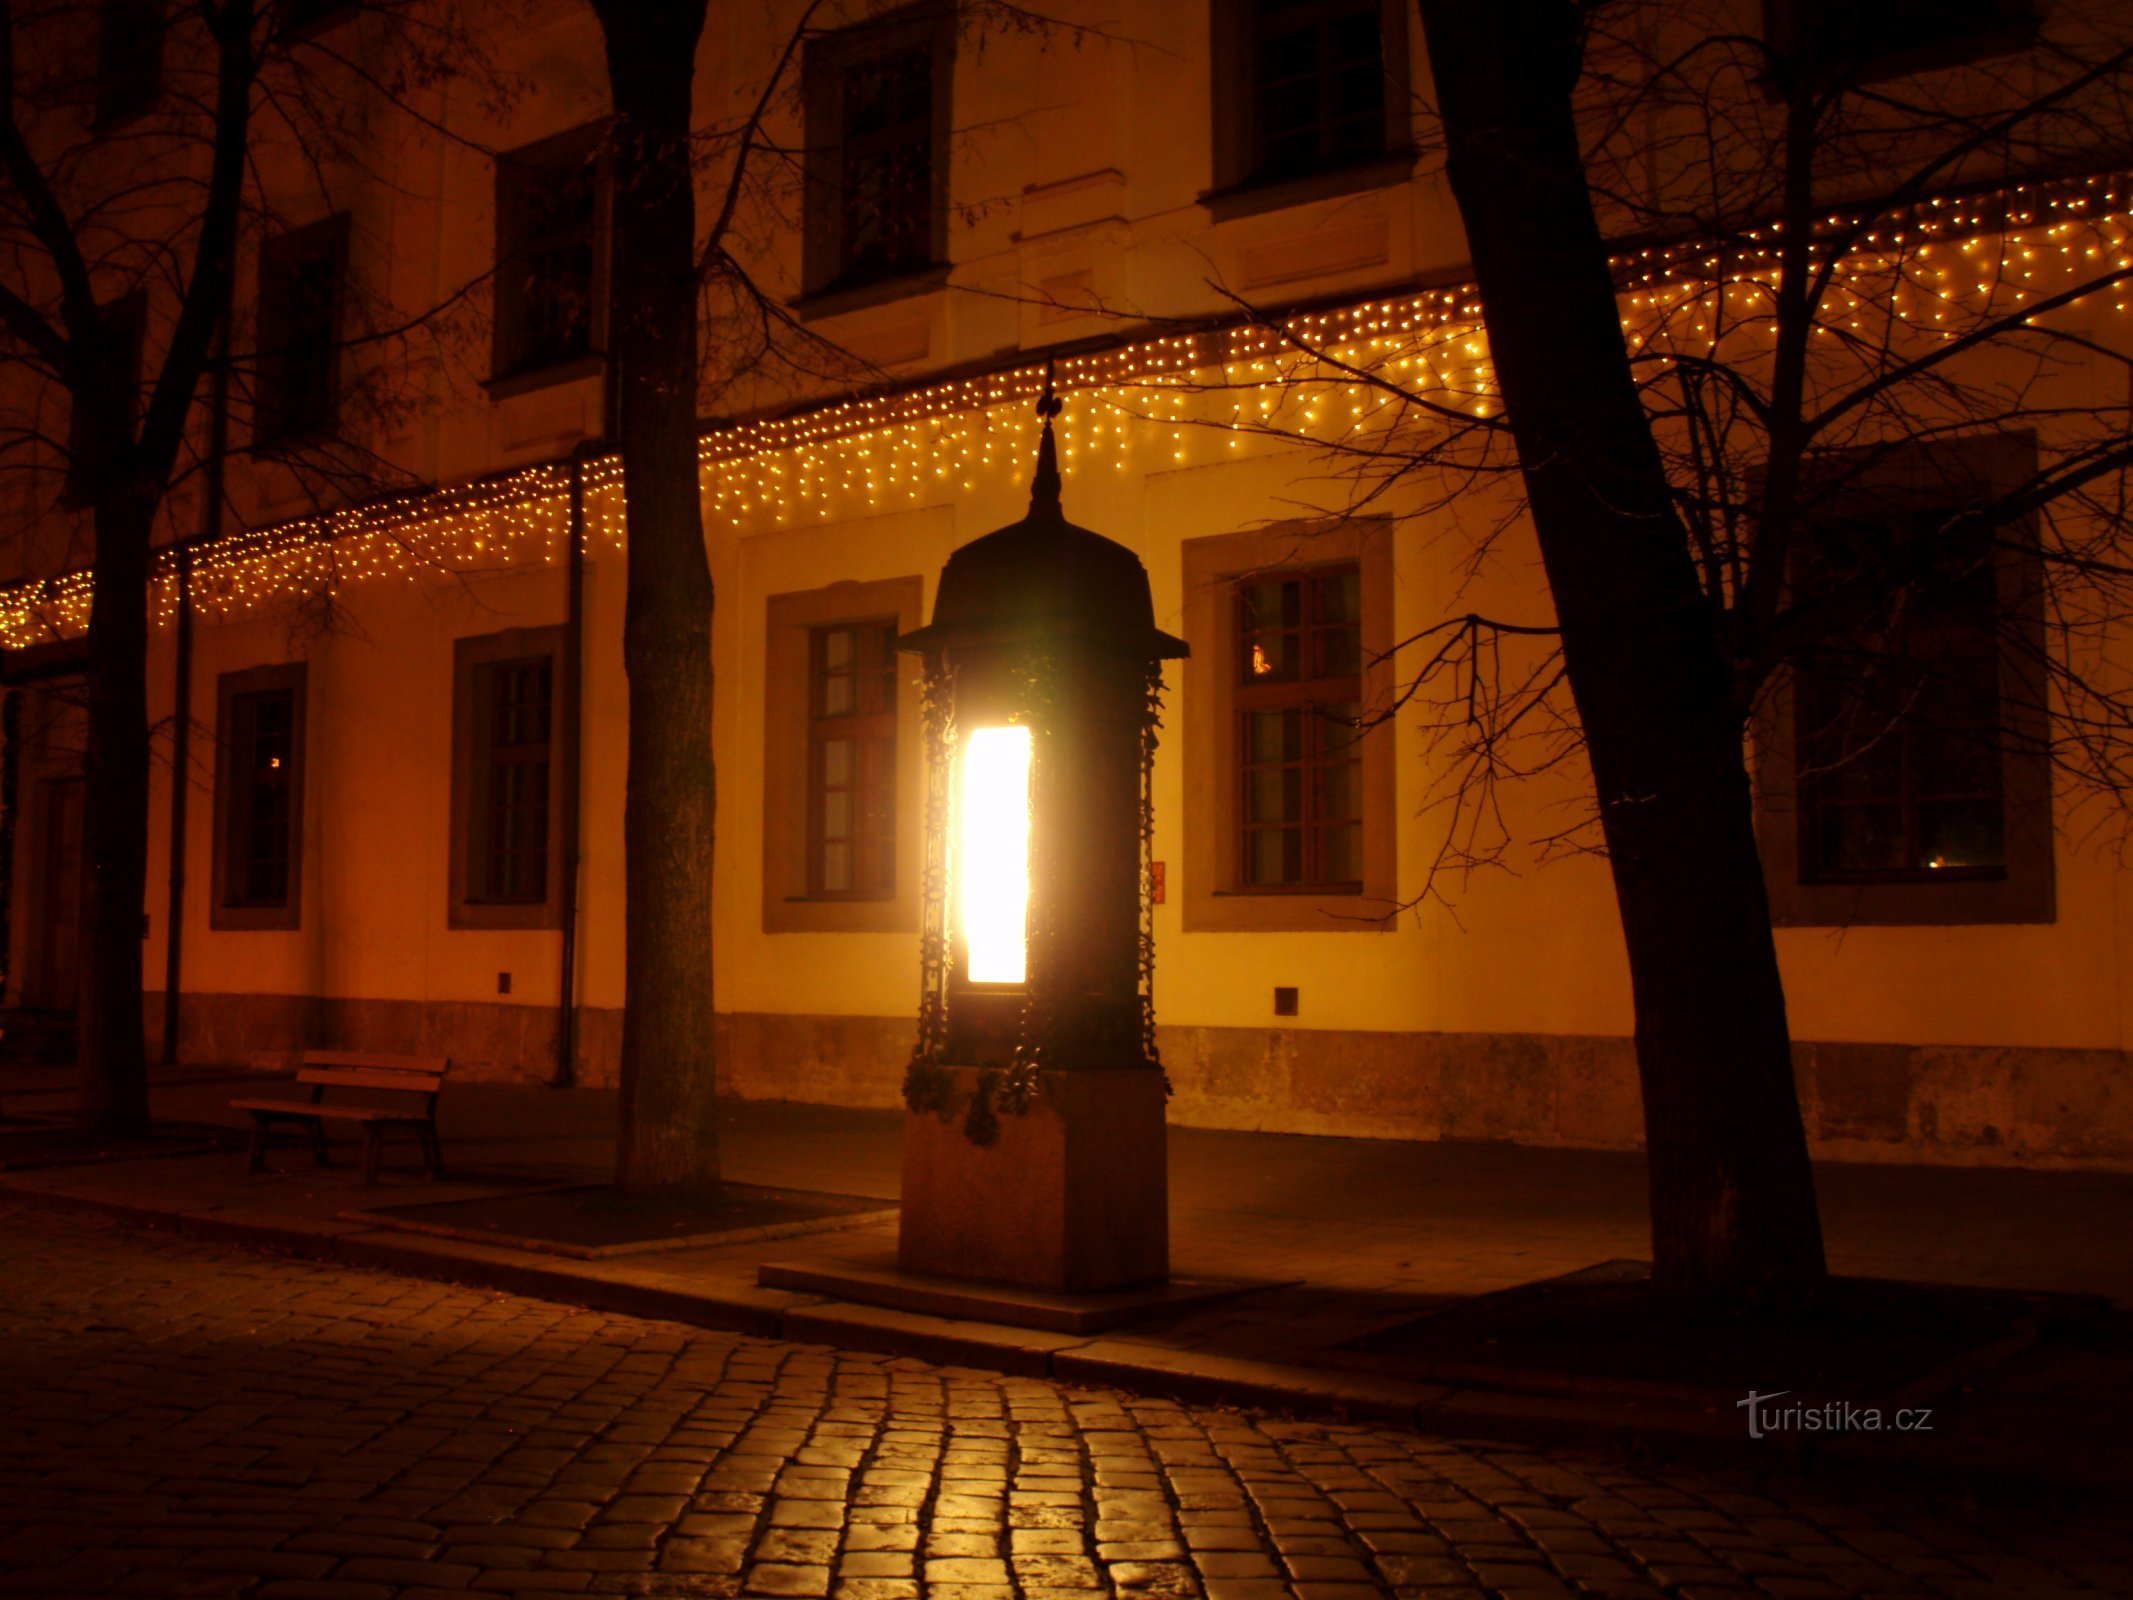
[145,991,2133,1171]
[896,1065,1169,1292]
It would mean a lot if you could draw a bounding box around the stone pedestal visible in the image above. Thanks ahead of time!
[899,1065,1167,1292]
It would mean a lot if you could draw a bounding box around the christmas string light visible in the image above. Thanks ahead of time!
[4,171,2131,649]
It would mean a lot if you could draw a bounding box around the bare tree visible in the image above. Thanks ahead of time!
[1173,0,2133,1302]
[0,0,489,1134]
[588,0,1096,1195]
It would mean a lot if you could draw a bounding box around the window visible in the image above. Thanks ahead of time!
[1763,0,2037,83]
[1210,0,1409,199]
[254,214,349,447]
[1757,434,2053,925]
[1182,521,1396,931]
[763,578,923,934]
[1236,565,1364,890]
[1795,511,2005,882]
[802,4,954,298]
[493,126,607,385]
[808,620,899,898]
[64,292,146,506]
[451,627,566,929]
[96,0,163,127]
[212,663,306,931]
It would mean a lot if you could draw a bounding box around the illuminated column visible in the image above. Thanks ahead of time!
[896,378,1187,1293]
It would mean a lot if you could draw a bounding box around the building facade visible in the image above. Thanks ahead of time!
[6,0,2133,1168]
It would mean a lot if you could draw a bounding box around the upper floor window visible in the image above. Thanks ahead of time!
[450,627,566,930]
[212,662,307,932]
[1211,0,1409,197]
[808,619,899,899]
[96,0,163,127]
[254,214,349,448]
[802,3,954,298]
[1764,0,2038,83]
[1757,433,2054,926]
[494,126,607,384]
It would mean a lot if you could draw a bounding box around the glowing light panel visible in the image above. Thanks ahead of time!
[959,725,1032,984]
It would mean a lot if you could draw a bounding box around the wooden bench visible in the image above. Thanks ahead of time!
[232,1052,448,1185]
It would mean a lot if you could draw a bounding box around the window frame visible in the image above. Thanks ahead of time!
[252,212,351,451]
[1756,432,2054,926]
[450,626,567,931]
[799,1,956,303]
[1207,0,1413,211]
[1182,520,1397,932]
[490,123,611,392]
[210,661,307,932]
[763,577,924,935]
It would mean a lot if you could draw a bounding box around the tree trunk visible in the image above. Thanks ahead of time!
[1416,0,1826,1303]
[76,488,154,1137]
[592,0,721,1195]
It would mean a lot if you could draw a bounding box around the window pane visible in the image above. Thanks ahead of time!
[822,738,852,788]
[823,790,853,841]
[1247,827,1303,886]
[1919,800,2005,870]
[1249,768,1301,825]
[823,673,855,715]
[1318,702,1365,757]
[1249,710,1300,764]
[1819,804,1906,873]
[1320,823,1362,884]
[821,841,853,892]
[1318,568,1361,623]
[1316,761,1359,824]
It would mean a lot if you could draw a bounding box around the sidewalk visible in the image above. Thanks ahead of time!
[5,1059,2132,1496]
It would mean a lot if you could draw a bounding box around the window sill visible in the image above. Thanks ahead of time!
[485,354,606,403]
[1200,150,1419,225]
[1185,887,1396,934]
[449,900,563,932]
[209,903,301,933]
[792,265,952,324]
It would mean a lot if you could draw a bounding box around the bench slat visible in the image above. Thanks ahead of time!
[232,1098,431,1124]
[294,1066,444,1093]
[300,1049,447,1073]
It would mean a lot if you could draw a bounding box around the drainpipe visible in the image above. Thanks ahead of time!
[161,298,230,1065]
[556,439,596,1087]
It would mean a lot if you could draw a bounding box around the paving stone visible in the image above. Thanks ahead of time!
[0,1202,2122,1600]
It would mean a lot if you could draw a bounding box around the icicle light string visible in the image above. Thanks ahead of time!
[4,173,2131,648]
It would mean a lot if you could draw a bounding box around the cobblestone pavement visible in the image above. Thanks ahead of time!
[2,1203,2128,1600]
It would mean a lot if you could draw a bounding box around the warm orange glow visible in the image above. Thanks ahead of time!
[958,726,1031,984]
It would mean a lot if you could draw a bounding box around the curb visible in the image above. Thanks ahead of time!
[4,1176,2123,1500]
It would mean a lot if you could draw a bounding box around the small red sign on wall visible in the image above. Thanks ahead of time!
[1150,861,1166,904]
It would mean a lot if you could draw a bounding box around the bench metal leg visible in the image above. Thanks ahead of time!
[308,1117,332,1167]
[247,1113,269,1173]
[362,1127,384,1186]
[419,1123,444,1181]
